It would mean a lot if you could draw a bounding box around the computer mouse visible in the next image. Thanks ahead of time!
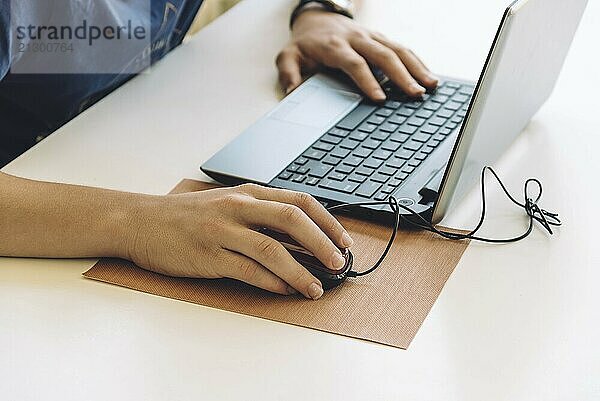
[259,228,353,290]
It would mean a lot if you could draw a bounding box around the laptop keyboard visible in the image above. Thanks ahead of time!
[273,80,474,201]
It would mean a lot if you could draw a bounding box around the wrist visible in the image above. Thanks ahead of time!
[290,0,354,29]
[108,192,162,261]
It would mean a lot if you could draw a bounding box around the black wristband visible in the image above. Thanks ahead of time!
[290,0,354,29]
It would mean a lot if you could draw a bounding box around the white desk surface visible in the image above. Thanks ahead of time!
[2,0,599,399]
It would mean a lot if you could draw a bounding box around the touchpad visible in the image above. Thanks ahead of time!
[269,84,361,129]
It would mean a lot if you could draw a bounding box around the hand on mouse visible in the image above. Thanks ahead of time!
[277,8,439,101]
[125,183,354,300]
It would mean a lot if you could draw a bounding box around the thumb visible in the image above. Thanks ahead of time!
[276,48,303,95]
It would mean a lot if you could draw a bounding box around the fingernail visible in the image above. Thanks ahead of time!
[374,88,386,100]
[286,286,298,295]
[410,82,426,95]
[332,251,345,270]
[308,282,324,300]
[341,231,354,248]
[428,74,440,85]
[285,86,293,95]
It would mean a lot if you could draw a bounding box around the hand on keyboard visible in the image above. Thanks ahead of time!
[278,9,439,101]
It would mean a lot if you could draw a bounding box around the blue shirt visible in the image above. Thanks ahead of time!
[0,0,204,163]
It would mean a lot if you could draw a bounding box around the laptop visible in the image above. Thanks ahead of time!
[202,0,587,223]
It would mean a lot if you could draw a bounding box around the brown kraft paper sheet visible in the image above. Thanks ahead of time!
[84,179,470,349]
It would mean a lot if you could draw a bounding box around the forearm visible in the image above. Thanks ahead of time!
[0,171,152,259]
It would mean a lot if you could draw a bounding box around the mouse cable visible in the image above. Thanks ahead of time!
[325,166,561,278]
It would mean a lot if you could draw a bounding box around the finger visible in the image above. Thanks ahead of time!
[351,37,426,97]
[219,249,295,296]
[236,198,347,272]
[276,48,303,95]
[328,43,386,101]
[225,228,325,300]
[371,33,439,89]
[237,184,353,249]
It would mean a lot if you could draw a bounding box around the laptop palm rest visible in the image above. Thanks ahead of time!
[201,74,362,184]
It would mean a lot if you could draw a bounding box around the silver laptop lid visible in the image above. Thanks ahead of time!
[431,0,588,223]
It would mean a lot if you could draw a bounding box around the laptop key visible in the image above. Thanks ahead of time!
[330,147,350,159]
[329,127,350,138]
[279,172,292,180]
[350,131,370,141]
[371,173,390,183]
[353,147,372,158]
[380,122,399,133]
[313,142,334,152]
[375,108,394,117]
[402,165,416,174]
[436,109,453,119]
[358,123,378,133]
[335,164,354,174]
[379,166,397,176]
[304,149,326,160]
[420,124,439,135]
[307,163,332,178]
[320,134,342,145]
[292,174,306,183]
[415,109,434,119]
[384,100,402,109]
[348,174,368,183]
[381,140,401,152]
[390,133,410,143]
[355,181,382,198]
[429,117,447,126]
[374,192,389,201]
[396,172,410,181]
[396,149,415,159]
[319,179,359,194]
[404,101,422,109]
[439,127,453,136]
[355,166,375,176]
[362,138,381,149]
[397,106,415,117]
[438,87,456,96]
[329,172,347,181]
[412,132,432,143]
[408,159,422,168]
[363,157,384,169]
[398,124,418,135]
[322,155,342,165]
[385,158,405,169]
[445,101,462,111]
[389,115,407,125]
[294,157,309,165]
[415,151,429,161]
[423,101,441,111]
[287,165,299,172]
[452,94,470,103]
[407,116,426,127]
[297,166,310,174]
[372,149,392,160]
[306,177,319,186]
[336,104,377,130]
[381,185,396,194]
[340,139,361,150]
[343,155,364,167]
[389,178,403,187]
[421,146,435,155]
[403,140,423,151]
[367,115,386,125]
[431,94,449,104]
[371,130,391,141]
